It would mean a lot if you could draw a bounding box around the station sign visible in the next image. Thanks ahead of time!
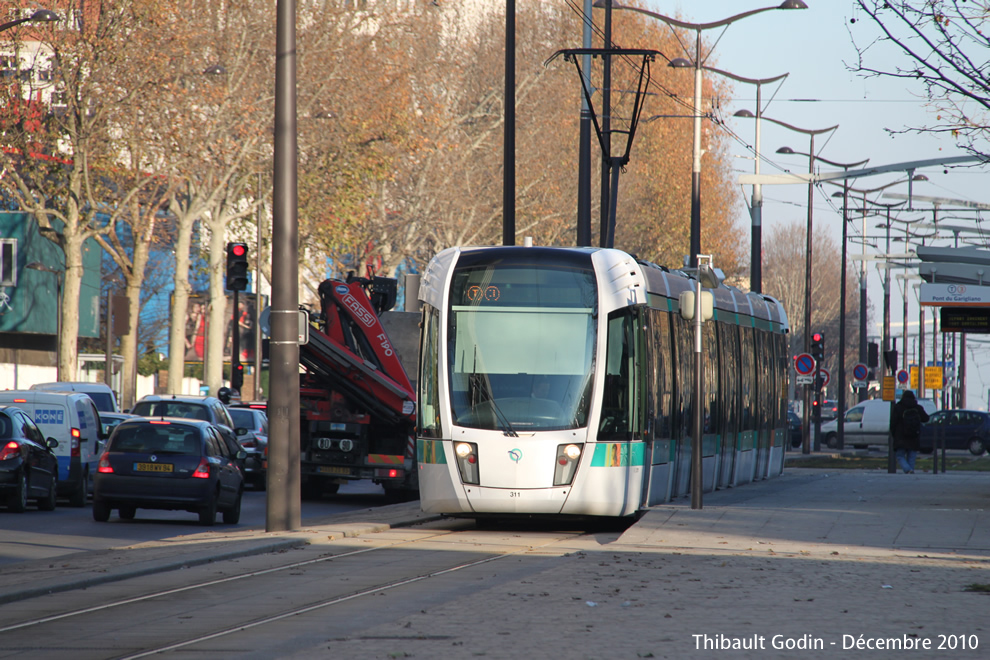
[920,283,990,307]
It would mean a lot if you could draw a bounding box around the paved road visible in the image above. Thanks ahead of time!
[0,481,388,567]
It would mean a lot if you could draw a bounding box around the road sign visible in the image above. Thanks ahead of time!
[896,369,909,385]
[852,363,869,382]
[796,375,814,385]
[794,353,815,376]
[882,376,896,401]
[820,367,831,388]
[925,365,944,390]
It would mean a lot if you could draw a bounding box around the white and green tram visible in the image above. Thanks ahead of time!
[416,246,790,519]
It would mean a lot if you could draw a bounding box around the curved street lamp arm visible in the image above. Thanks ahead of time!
[604,1,789,32]
[760,115,839,137]
[779,149,869,170]
[704,66,788,86]
[0,9,59,33]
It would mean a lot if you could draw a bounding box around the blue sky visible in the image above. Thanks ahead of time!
[636,1,990,408]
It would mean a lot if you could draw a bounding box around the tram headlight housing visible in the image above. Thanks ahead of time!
[454,441,479,485]
[554,443,583,486]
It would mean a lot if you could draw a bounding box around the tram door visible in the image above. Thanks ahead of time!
[643,309,674,506]
[717,326,741,489]
[670,315,694,499]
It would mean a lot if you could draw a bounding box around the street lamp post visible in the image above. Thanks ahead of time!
[830,174,929,410]
[26,261,63,380]
[600,0,807,267]
[722,71,789,293]
[0,9,59,33]
[778,148,868,452]
[768,124,838,451]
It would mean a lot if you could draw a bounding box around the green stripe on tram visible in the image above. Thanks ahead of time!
[591,442,646,467]
[417,439,447,464]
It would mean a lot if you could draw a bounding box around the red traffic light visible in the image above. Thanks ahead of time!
[231,244,246,257]
[812,332,822,342]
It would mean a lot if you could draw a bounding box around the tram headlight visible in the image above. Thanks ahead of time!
[454,442,479,485]
[554,443,583,486]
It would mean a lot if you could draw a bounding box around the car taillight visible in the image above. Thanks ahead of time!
[0,441,20,461]
[240,438,256,448]
[71,427,81,457]
[192,457,211,479]
[97,451,113,473]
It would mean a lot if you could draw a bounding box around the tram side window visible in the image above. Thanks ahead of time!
[418,307,442,438]
[649,309,673,439]
[599,309,644,439]
[739,327,756,434]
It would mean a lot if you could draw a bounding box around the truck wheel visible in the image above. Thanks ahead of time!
[301,481,323,500]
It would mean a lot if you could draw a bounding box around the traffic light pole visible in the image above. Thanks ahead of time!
[232,289,240,393]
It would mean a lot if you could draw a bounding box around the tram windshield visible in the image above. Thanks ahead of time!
[448,254,597,432]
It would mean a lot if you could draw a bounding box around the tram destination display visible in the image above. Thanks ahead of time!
[940,307,990,333]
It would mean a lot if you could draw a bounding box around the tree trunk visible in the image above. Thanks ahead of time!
[167,211,197,394]
[205,219,227,396]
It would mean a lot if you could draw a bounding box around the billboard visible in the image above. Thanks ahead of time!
[182,292,264,363]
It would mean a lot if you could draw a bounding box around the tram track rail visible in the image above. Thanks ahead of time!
[0,521,592,659]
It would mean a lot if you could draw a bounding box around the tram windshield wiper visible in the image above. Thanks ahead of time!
[468,372,518,437]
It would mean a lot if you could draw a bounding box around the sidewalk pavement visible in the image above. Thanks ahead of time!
[349,466,990,659]
[4,464,990,656]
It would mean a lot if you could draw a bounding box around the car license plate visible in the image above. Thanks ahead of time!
[134,463,173,473]
[317,466,351,476]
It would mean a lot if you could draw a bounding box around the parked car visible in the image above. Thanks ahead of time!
[920,410,990,456]
[820,399,839,421]
[821,397,938,449]
[0,390,105,506]
[787,411,803,448]
[130,395,252,476]
[93,417,245,526]
[227,404,268,489]
[0,405,59,512]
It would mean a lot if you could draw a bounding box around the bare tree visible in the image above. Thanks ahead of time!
[157,2,272,396]
[0,2,189,383]
[850,1,990,157]
[762,219,863,386]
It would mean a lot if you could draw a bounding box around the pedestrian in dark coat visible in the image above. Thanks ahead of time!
[890,390,929,473]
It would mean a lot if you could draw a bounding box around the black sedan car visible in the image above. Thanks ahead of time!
[227,405,268,489]
[920,410,990,456]
[93,418,245,526]
[787,411,803,449]
[0,405,59,512]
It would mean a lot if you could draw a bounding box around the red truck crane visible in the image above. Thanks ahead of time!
[295,274,417,501]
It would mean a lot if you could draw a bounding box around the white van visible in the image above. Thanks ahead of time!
[0,391,104,506]
[30,382,120,413]
[821,397,938,449]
